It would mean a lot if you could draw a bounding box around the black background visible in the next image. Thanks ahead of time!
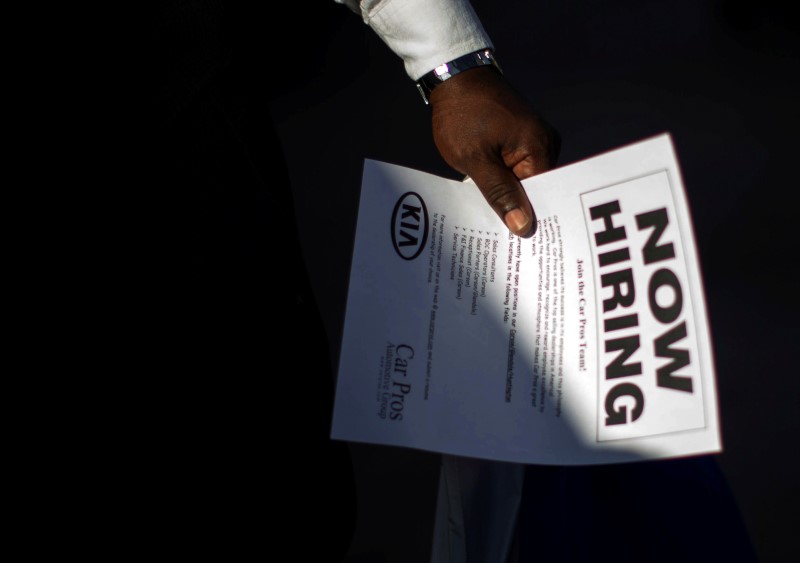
[268,2,799,562]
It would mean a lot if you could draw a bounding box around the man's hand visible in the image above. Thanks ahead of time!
[429,66,560,237]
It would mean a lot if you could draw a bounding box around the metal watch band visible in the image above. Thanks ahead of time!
[415,48,503,105]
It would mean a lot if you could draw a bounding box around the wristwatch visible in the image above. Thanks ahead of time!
[415,48,503,105]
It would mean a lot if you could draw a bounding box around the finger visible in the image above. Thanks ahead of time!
[467,160,537,237]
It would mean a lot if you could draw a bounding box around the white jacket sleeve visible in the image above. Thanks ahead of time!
[334,0,494,81]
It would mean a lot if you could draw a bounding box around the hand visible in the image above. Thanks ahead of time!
[429,66,560,237]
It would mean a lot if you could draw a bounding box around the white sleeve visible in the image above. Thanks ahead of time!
[334,0,494,81]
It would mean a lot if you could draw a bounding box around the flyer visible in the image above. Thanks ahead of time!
[331,133,721,465]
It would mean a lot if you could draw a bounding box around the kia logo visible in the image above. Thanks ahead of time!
[391,192,429,260]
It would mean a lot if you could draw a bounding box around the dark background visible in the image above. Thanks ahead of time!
[266,1,799,562]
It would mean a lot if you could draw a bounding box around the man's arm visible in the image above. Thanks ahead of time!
[335,0,560,237]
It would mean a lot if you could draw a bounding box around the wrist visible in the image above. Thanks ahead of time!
[428,64,509,110]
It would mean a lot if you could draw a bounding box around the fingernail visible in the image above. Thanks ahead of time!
[505,208,530,235]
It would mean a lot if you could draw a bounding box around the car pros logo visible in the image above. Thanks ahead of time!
[391,192,429,260]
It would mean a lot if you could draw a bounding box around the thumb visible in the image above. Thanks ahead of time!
[468,161,537,237]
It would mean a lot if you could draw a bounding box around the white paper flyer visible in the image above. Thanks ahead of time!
[331,133,721,465]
